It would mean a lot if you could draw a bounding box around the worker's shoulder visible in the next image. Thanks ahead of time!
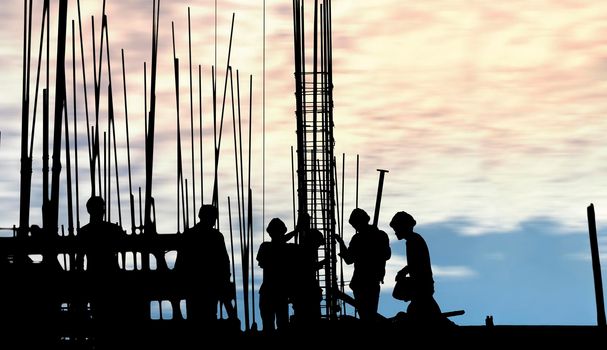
[104,221,125,233]
[372,226,390,241]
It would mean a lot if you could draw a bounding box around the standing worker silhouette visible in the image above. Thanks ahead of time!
[75,196,126,342]
[257,218,293,333]
[334,208,391,322]
[287,213,325,327]
[175,204,235,326]
[390,211,443,326]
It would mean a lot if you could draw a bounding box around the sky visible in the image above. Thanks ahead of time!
[1,0,607,327]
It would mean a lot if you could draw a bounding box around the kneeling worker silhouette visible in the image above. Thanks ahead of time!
[390,211,444,327]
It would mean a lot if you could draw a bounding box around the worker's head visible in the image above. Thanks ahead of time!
[266,218,287,241]
[86,196,106,221]
[29,224,43,238]
[390,211,416,240]
[198,204,218,229]
[298,212,311,229]
[348,208,370,231]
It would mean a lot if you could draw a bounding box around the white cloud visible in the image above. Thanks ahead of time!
[433,265,478,279]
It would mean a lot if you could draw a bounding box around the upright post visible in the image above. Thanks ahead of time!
[587,203,606,327]
[372,169,389,227]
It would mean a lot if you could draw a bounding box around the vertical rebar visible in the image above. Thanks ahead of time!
[188,8,197,224]
[587,204,606,327]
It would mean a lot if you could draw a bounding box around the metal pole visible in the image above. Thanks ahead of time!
[18,0,33,238]
[228,197,238,316]
[28,0,49,161]
[291,146,297,231]
[355,154,359,208]
[587,203,606,327]
[372,169,389,227]
[229,68,244,259]
[122,50,135,235]
[212,13,236,212]
[72,20,81,231]
[76,0,93,192]
[48,0,69,235]
[63,101,74,237]
[198,64,204,206]
[237,71,246,246]
[188,8,197,225]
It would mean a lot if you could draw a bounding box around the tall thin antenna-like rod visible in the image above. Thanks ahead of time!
[247,75,256,329]
[188,8,197,223]
[248,188,256,329]
[64,101,74,237]
[236,71,246,245]
[29,0,50,159]
[340,153,346,312]
[18,0,33,238]
[76,0,93,192]
[212,13,236,210]
[48,0,69,236]
[227,196,238,317]
[199,65,204,204]
[144,0,162,271]
[263,0,266,247]
[172,21,187,232]
[122,50,135,235]
[356,154,359,208]
[587,204,606,327]
[72,20,81,230]
[229,68,243,258]
[291,146,296,230]
[105,16,122,226]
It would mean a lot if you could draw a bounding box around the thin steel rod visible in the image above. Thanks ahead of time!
[291,146,296,230]
[356,154,359,208]
[63,101,74,237]
[587,204,606,327]
[18,0,33,238]
[188,8,196,224]
[28,0,49,159]
[229,67,244,256]
[72,20,81,230]
[198,64,204,206]
[172,21,186,232]
[228,196,238,317]
[76,0,93,192]
[212,13,236,209]
[236,71,245,244]
[122,50,135,234]
[105,17,122,226]
[48,0,69,235]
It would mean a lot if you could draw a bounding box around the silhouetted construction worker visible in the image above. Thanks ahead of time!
[287,213,325,327]
[175,204,235,325]
[390,211,442,326]
[257,218,293,333]
[76,197,124,274]
[75,196,126,341]
[334,208,391,322]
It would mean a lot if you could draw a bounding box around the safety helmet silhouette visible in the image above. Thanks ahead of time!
[348,208,370,227]
[267,218,287,238]
[390,211,416,229]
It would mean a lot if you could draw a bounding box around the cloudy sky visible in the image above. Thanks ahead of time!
[1,0,607,326]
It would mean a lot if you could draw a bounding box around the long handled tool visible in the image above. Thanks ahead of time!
[372,169,389,227]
